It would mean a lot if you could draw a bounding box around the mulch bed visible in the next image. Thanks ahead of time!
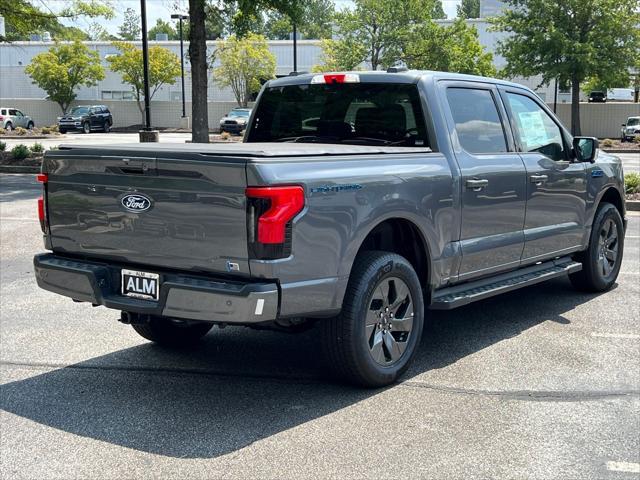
[0,151,43,166]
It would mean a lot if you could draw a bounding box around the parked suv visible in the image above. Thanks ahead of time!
[58,105,112,134]
[621,116,640,142]
[219,108,251,134]
[587,91,606,103]
[0,107,35,130]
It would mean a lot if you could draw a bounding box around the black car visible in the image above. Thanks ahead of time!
[588,91,607,103]
[58,105,113,134]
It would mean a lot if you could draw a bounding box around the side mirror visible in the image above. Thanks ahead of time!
[622,123,626,127]
[573,137,598,163]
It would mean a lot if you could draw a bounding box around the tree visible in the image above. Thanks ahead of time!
[403,19,495,76]
[492,0,640,135]
[457,0,480,18]
[312,38,368,72]
[331,0,444,71]
[1,0,113,42]
[263,0,336,40]
[107,42,181,124]
[213,33,276,107]
[118,7,141,41]
[148,19,178,41]
[25,41,105,114]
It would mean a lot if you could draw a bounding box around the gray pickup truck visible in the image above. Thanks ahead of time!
[34,70,627,387]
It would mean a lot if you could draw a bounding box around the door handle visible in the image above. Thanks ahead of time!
[465,179,489,191]
[530,174,548,185]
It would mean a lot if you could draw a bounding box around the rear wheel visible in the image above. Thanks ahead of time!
[82,121,90,134]
[27,121,34,130]
[131,315,213,347]
[570,202,624,292]
[5,122,13,131]
[103,121,111,133]
[322,251,424,387]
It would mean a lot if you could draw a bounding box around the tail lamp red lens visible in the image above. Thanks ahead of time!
[245,186,304,244]
[36,173,48,233]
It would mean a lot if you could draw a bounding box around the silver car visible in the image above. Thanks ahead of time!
[621,116,640,142]
[0,107,35,130]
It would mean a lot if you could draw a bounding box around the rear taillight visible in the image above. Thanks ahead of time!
[37,173,48,233]
[246,186,304,259]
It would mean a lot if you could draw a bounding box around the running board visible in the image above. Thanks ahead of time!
[430,257,582,310]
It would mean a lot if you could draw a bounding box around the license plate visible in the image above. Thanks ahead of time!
[121,269,159,301]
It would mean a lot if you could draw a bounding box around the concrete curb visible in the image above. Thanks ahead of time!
[0,135,65,140]
[0,166,40,174]
[602,149,640,154]
[627,200,640,212]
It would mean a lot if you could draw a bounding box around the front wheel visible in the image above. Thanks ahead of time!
[322,251,424,387]
[103,121,111,133]
[82,121,90,134]
[570,202,624,292]
[131,315,213,347]
[27,122,34,130]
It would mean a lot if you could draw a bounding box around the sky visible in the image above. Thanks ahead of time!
[52,0,463,36]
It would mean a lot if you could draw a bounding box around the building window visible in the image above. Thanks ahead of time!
[102,90,135,101]
[101,91,112,100]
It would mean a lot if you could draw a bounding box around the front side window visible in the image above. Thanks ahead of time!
[8,109,17,116]
[248,83,428,147]
[446,88,507,154]
[505,93,566,161]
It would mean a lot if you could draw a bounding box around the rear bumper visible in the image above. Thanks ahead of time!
[33,253,279,324]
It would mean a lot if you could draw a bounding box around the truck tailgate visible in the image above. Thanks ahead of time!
[43,147,250,276]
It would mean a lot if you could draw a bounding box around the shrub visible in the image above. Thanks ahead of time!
[220,131,231,140]
[41,127,51,135]
[633,135,640,144]
[0,140,6,151]
[49,124,59,133]
[625,172,640,195]
[601,138,614,147]
[11,144,30,160]
[0,128,6,135]
[30,142,45,153]
[14,127,27,136]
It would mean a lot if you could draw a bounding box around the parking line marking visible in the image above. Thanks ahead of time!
[0,217,38,222]
[606,461,640,473]
[591,332,640,339]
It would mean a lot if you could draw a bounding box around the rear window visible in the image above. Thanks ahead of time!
[247,83,429,147]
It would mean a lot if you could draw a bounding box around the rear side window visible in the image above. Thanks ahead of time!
[248,83,429,147]
[505,93,566,161]
[446,88,507,154]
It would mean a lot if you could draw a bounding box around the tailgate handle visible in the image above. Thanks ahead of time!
[119,157,154,174]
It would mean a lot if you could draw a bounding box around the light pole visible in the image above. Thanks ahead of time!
[139,0,158,141]
[171,13,188,119]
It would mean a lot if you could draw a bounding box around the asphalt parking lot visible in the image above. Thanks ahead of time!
[1,173,639,479]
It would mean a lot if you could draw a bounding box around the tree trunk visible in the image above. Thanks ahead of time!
[189,0,209,143]
[570,75,581,136]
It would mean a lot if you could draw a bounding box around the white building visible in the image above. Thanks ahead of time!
[0,39,323,103]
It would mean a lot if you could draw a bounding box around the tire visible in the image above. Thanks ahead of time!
[27,121,34,130]
[5,122,13,131]
[321,251,424,387]
[82,121,90,134]
[621,137,625,143]
[103,121,111,133]
[59,128,67,134]
[570,202,624,292]
[131,315,213,347]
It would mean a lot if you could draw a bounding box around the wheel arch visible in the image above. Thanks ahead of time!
[349,217,432,292]
[598,186,625,218]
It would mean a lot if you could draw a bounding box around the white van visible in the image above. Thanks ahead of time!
[607,88,634,102]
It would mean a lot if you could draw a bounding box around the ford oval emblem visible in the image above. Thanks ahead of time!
[121,193,152,213]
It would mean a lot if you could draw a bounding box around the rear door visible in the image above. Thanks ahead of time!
[44,147,251,276]
[442,82,527,281]
[500,89,587,263]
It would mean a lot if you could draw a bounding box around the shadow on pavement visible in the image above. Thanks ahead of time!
[0,174,40,203]
[0,277,606,458]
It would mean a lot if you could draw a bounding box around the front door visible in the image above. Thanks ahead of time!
[500,89,587,263]
[442,83,527,281]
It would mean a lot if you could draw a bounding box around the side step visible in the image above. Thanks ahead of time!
[430,257,582,310]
